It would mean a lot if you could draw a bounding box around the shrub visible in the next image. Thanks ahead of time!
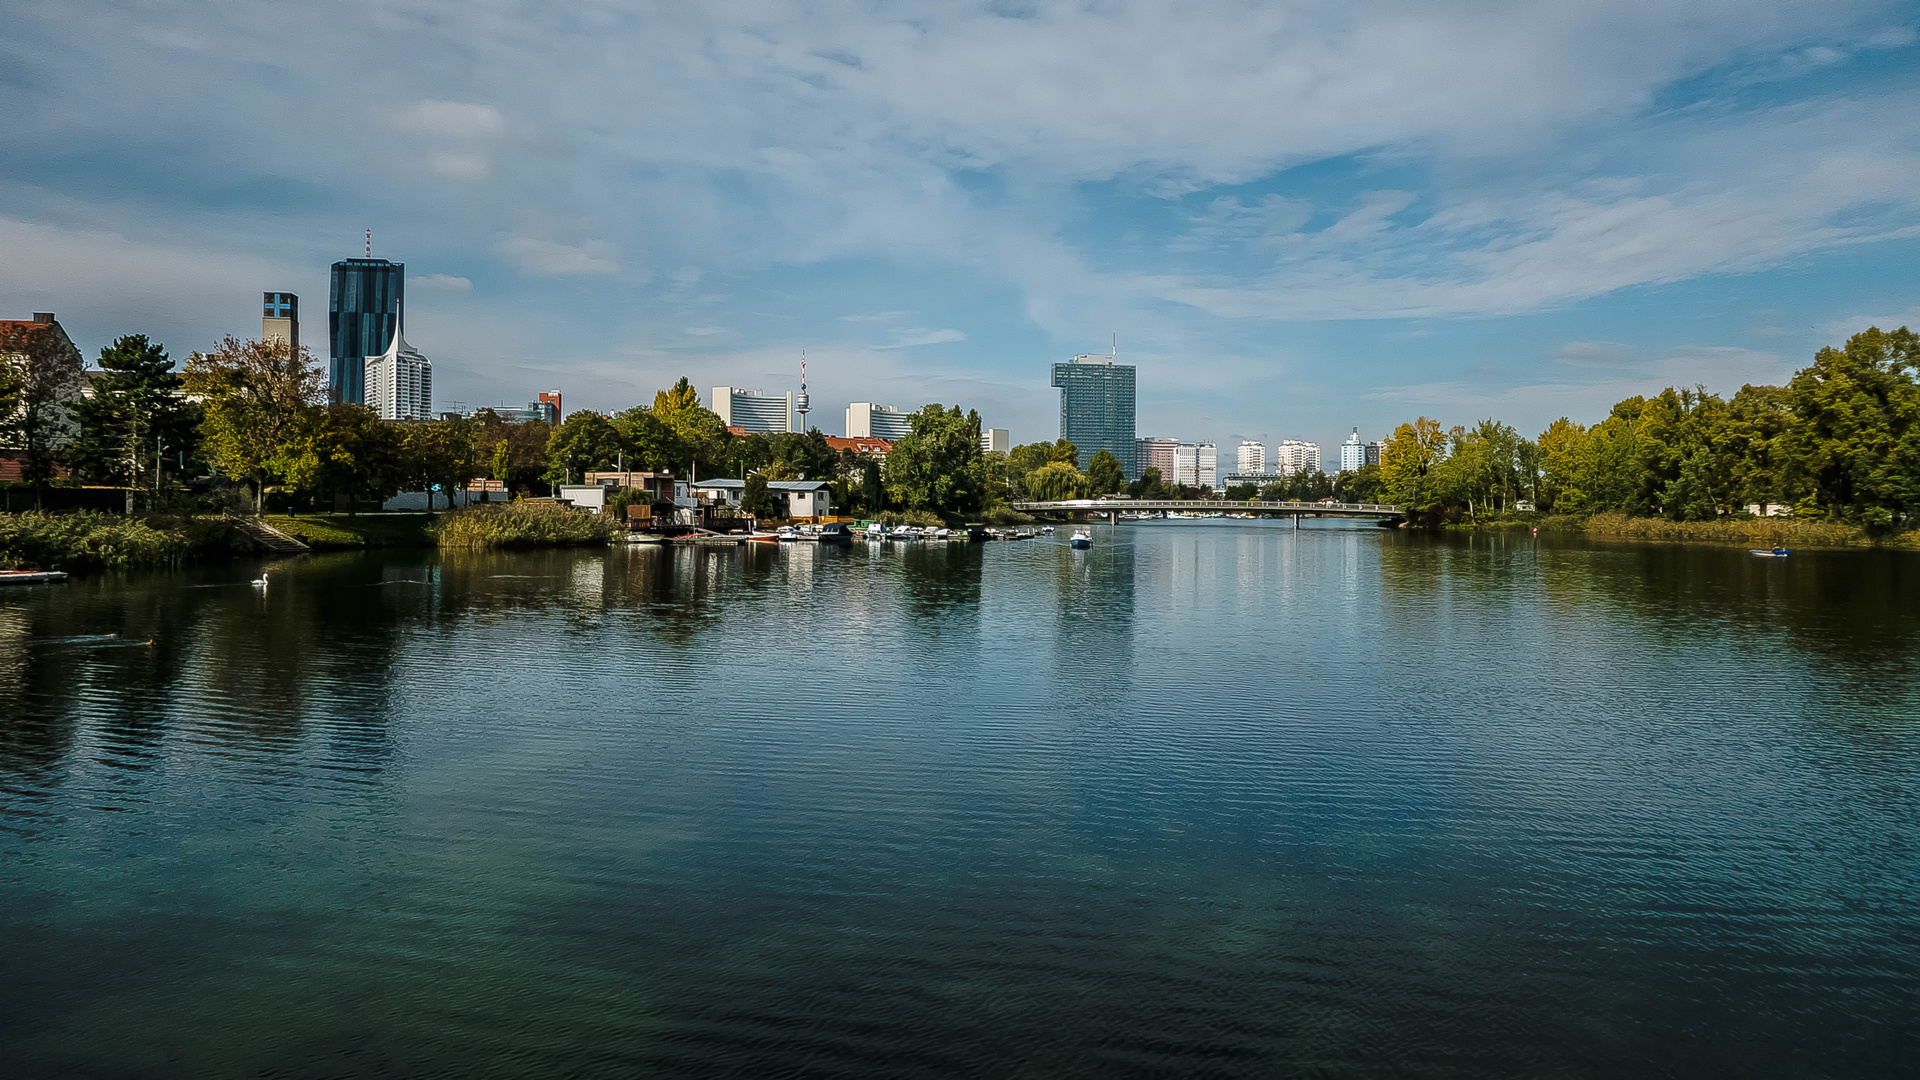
[0,511,191,572]
[432,502,621,549]
[874,509,943,528]
[982,506,1037,526]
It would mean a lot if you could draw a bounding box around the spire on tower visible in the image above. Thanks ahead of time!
[365,229,372,257]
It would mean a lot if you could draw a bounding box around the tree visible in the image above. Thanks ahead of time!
[1664,447,1717,522]
[885,404,986,512]
[1333,463,1383,504]
[651,376,729,475]
[861,458,884,514]
[1224,483,1258,501]
[1025,460,1088,501]
[474,414,553,497]
[1380,417,1446,511]
[181,335,327,512]
[1087,449,1125,495]
[611,406,681,472]
[405,418,480,510]
[1780,326,1920,527]
[65,335,202,504]
[544,411,627,487]
[1535,417,1588,512]
[0,320,88,507]
[277,404,408,513]
[740,473,779,519]
[1128,466,1171,500]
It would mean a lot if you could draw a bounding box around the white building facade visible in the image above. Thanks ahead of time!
[1339,429,1365,472]
[1236,440,1267,475]
[846,402,914,441]
[1173,442,1218,489]
[1276,439,1321,476]
[981,428,1010,454]
[712,387,793,434]
[363,332,432,421]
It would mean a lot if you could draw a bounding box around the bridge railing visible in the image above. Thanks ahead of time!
[1010,500,1401,514]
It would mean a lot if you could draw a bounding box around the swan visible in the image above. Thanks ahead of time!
[250,571,269,587]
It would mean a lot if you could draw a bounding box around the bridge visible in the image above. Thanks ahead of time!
[1012,499,1402,522]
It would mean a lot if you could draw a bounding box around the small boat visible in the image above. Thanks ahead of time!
[865,522,885,539]
[1069,529,1092,549]
[0,569,68,586]
[930,528,952,541]
[744,531,782,544]
[775,526,799,542]
[816,522,854,544]
[1750,547,1792,558]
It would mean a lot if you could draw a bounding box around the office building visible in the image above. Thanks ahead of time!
[470,392,560,425]
[846,402,914,441]
[1051,351,1136,478]
[262,292,298,353]
[1366,440,1385,467]
[329,258,403,405]
[1237,440,1267,475]
[1135,437,1178,480]
[1339,428,1365,472]
[1277,439,1321,476]
[712,387,792,434]
[364,332,432,421]
[536,391,562,425]
[1173,442,1217,489]
[982,428,1010,454]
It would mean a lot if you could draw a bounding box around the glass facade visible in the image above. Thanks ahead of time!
[329,259,403,405]
[1052,357,1137,478]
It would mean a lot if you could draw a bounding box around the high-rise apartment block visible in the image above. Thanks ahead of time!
[1136,437,1178,480]
[364,332,432,421]
[1237,440,1267,475]
[1276,439,1321,476]
[846,402,913,441]
[1365,440,1384,467]
[1051,351,1136,478]
[1339,428,1365,472]
[329,258,403,405]
[982,428,1010,454]
[1173,442,1218,489]
[712,387,792,434]
[262,292,299,353]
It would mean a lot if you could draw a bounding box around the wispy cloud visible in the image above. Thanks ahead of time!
[413,274,473,292]
[874,328,966,350]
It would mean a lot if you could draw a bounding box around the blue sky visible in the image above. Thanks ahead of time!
[3,1,1917,455]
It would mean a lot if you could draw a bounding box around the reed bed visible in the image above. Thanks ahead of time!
[0,511,192,571]
[432,502,621,549]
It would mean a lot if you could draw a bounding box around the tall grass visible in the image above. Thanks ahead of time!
[432,502,621,549]
[872,509,944,528]
[1561,512,1881,547]
[0,511,191,572]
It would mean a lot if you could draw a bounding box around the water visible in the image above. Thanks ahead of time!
[2,520,1917,1076]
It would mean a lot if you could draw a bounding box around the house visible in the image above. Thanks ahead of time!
[823,435,894,457]
[0,312,86,456]
[690,478,832,520]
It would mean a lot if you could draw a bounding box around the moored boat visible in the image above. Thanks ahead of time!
[1750,547,1791,558]
[1069,529,1092,549]
[0,569,68,585]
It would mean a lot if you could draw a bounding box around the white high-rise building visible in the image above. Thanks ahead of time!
[1339,428,1365,472]
[1237,440,1267,475]
[981,428,1010,454]
[712,387,793,434]
[363,331,432,421]
[1276,439,1321,476]
[1173,442,1218,489]
[846,402,914,441]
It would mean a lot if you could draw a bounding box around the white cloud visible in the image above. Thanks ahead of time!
[388,100,508,141]
[494,235,619,276]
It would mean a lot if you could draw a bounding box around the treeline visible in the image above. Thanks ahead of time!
[1362,326,1920,529]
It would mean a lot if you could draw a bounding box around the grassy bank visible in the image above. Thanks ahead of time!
[273,513,434,550]
[0,512,255,572]
[432,502,621,549]
[1532,512,1917,548]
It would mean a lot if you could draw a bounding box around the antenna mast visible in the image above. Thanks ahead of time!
[795,349,810,433]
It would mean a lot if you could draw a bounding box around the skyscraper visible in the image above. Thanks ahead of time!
[1237,440,1267,475]
[1135,437,1178,480]
[712,387,792,434]
[364,332,432,421]
[981,428,1010,454]
[1339,428,1365,472]
[329,258,403,405]
[1276,439,1322,476]
[1173,442,1218,489]
[846,402,913,440]
[262,292,298,353]
[1051,351,1136,478]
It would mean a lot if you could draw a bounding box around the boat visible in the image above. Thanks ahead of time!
[1750,547,1792,558]
[865,522,886,540]
[815,522,854,544]
[930,528,952,541]
[1070,529,1093,549]
[775,526,799,542]
[0,569,68,586]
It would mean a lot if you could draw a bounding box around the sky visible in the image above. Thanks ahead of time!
[3,1,1918,458]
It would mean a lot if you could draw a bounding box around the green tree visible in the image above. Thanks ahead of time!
[544,411,627,487]
[1224,482,1258,500]
[65,334,201,503]
[1780,326,1920,527]
[1380,417,1447,511]
[1128,466,1171,499]
[181,335,328,512]
[1333,463,1383,504]
[1025,460,1089,502]
[885,404,985,512]
[1086,449,1125,495]
[405,418,480,510]
[861,458,884,514]
[278,404,408,513]
[610,406,681,471]
[1664,447,1717,522]
[1535,417,1588,512]
[740,473,779,519]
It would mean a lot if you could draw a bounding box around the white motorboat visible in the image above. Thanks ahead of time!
[1069,529,1092,549]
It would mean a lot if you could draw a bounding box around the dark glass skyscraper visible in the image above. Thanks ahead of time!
[328,258,403,404]
[1051,353,1137,479]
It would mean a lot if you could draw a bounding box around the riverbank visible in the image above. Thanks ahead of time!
[1530,512,1919,548]
[272,513,434,550]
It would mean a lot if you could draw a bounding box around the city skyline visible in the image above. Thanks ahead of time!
[3,4,1916,458]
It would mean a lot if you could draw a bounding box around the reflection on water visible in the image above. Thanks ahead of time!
[2,521,1917,1077]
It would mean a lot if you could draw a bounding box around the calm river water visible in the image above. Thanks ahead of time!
[2,520,1917,1076]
